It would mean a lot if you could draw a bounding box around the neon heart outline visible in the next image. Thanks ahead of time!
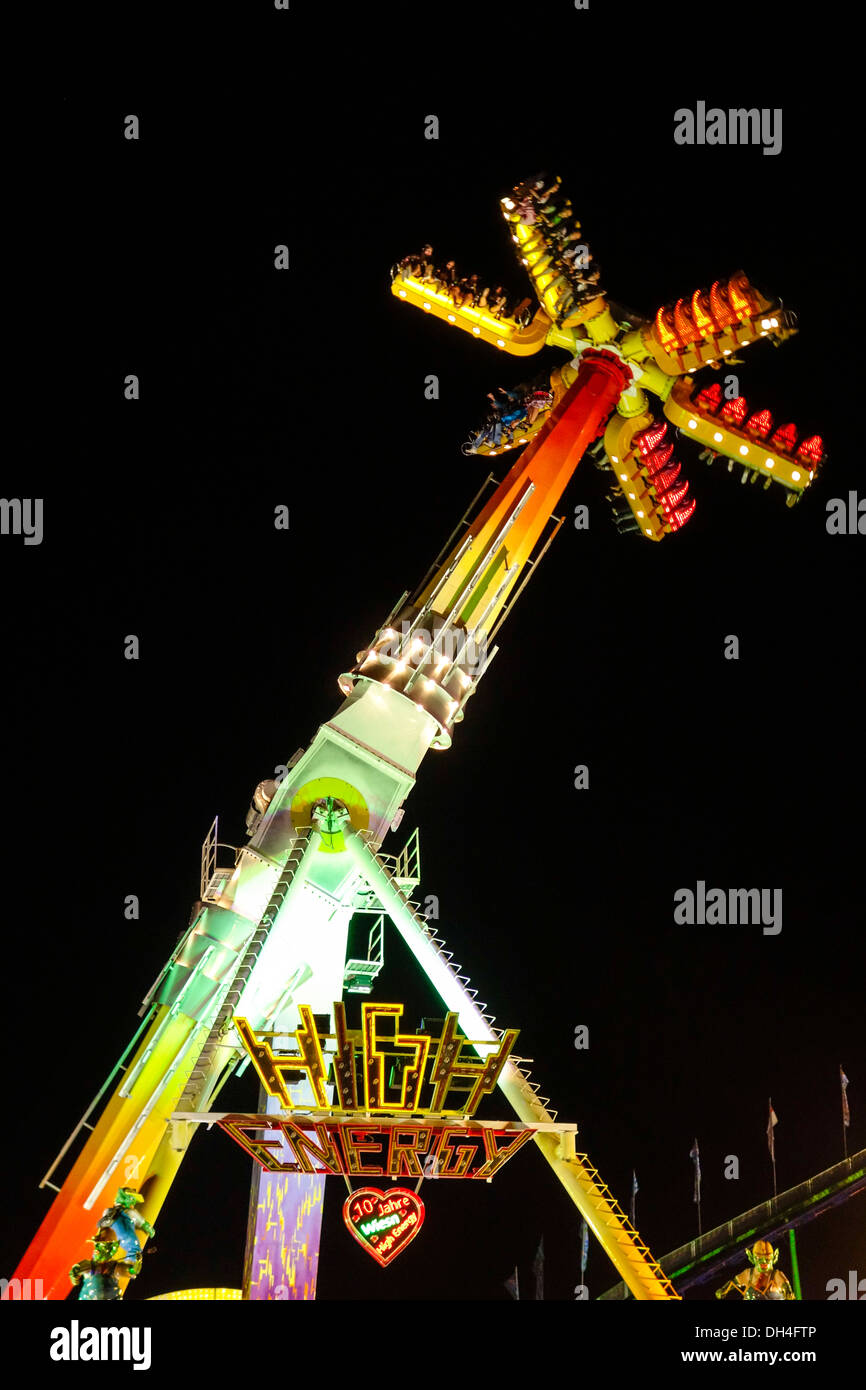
[342,1187,426,1267]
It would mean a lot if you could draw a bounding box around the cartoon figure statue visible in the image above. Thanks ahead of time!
[715,1239,796,1300]
[97,1187,155,1261]
[69,1229,141,1301]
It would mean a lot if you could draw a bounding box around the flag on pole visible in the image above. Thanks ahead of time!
[767,1101,778,1160]
[841,1068,850,1128]
[532,1236,544,1301]
[580,1219,589,1282]
[630,1171,638,1225]
[504,1267,519,1300]
[689,1139,701,1204]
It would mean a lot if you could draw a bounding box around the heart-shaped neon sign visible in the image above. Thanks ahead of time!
[343,1188,425,1266]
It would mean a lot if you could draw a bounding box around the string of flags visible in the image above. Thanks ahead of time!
[506,1069,852,1297]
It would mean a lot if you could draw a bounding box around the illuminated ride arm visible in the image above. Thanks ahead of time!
[9,335,637,1300]
[9,172,824,1302]
[394,174,823,542]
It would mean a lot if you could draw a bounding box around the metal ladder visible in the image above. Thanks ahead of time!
[343,912,385,993]
[177,827,313,1110]
[39,1005,157,1191]
[560,1153,680,1301]
[353,832,679,1301]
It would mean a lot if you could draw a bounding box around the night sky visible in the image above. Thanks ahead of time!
[3,4,863,1312]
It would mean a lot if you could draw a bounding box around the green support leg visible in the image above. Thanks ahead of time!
[788,1228,802,1300]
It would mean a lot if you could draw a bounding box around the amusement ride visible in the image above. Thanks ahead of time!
[7,172,843,1304]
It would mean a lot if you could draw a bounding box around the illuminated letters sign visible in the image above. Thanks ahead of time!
[234,1002,520,1117]
[216,1003,539,1179]
[219,1114,535,1178]
[343,1188,425,1266]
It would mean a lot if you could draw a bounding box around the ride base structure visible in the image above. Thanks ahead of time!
[7,174,825,1304]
